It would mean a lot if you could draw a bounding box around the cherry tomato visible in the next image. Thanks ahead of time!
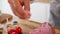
[11,31,18,34]
[8,29,15,34]
[16,27,22,33]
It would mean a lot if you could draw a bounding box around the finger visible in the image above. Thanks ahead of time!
[19,12,30,19]
[8,0,16,7]
[25,11,31,17]
[19,16,29,19]
[10,3,23,18]
[8,0,23,17]
[9,1,17,16]
[8,0,12,4]
[13,10,23,19]
[24,0,30,11]
[24,10,31,16]
[13,0,24,15]
[27,11,31,16]
[23,10,30,18]
[8,0,18,15]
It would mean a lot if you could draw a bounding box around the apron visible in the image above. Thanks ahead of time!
[50,0,60,27]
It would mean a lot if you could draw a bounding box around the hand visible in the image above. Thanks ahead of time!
[13,10,31,19]
[19,10,31,19]
[8,0,31,19]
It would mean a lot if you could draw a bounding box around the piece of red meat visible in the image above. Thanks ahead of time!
[29,22,56,34]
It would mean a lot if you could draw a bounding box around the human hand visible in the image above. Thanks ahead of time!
[16,10,31,19]
[8,0,31,19]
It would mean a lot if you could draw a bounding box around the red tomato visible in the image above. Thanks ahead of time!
[16,27,22,33]
[8,29,15,34]
[11,31,18,34]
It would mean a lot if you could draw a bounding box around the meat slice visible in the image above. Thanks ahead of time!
[29,22,56,34]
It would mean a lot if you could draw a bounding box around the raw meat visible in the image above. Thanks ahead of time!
[29,22,56,34]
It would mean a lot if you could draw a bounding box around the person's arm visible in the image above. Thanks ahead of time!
[8,0,25,16]
[8,0,31,19]
[24,0,30,11]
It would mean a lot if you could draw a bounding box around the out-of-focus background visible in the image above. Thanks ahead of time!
[0,0,50,23]
[30,0,50,3]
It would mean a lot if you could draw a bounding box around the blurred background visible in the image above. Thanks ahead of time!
[30,0,50,3]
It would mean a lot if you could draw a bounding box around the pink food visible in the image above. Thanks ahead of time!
[29,22,56,34]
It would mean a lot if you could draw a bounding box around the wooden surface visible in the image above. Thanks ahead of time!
[39,0,50,3]
[19,19,60,34]
[4,19,60,34]
[35,0,50,3]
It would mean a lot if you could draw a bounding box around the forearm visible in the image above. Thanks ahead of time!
[8,0,24,15]
[8,0,31,19]
[14,0,24,14]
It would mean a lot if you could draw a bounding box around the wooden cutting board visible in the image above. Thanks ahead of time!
[3,19,60,34]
